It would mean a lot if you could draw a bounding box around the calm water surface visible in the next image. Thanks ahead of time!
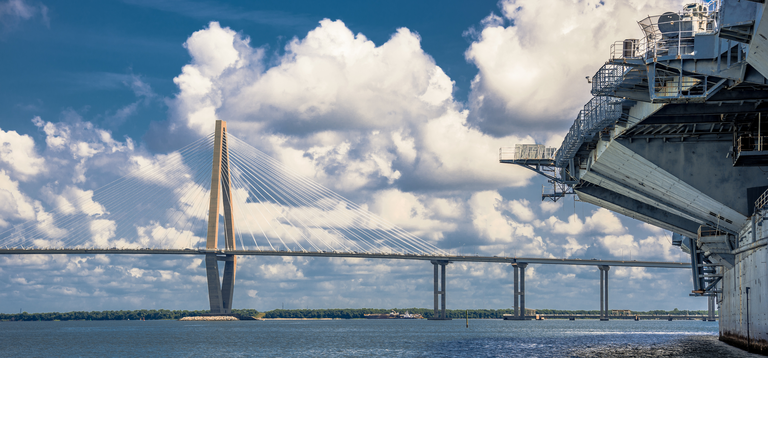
[0,318,758,357]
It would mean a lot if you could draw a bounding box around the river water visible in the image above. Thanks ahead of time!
[1,318,759,357]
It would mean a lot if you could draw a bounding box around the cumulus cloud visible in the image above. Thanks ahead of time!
[165,19,534,196]
[368,189,457,241]
[42,185,106,216]
[33,114,135,183]
[543,208,626,236]
[0,169,37,226]
[507,199,535,222]
[260,257,304,280]
[468,190,544,255]
[0,128,45,180]
[464,0,680,137]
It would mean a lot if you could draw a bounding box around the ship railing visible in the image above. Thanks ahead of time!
[621,1,720,61]
[756,188,768,213]
[698,226,726,238]
[610,39,645,61]
[735,134,768,154]
[499,146,516,161]
[592,63,633,96]
[647,69,729,102]
[555,96,622,168]
[638,16,697,60]
[500,144,556,162]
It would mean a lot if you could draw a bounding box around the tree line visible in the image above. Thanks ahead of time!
[0,309,260,322]
[0,307,711,321]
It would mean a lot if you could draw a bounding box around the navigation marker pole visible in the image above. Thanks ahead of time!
[205,120,238,314]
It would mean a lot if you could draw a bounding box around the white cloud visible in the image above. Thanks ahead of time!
[544,214,585,236]
[184,22,245,78]
[614,267,654,280]
[128,268,145,278]
[43,185,106,216]
[135,222,203,249]
[540,200,562,214]
[586,208,625,234]
[260,258,304,280]
[544,208,626,236]
[0,128,45,180]
[33,115,134,183]
[468,190,540,247]
[465,0,680,136]
[563,236,587,257]
[507,199,535,222]
[600,234,637,256]
[368,189,456,241]
[89,219,116,247]
[0,169,37,226]
[167,19,534,194]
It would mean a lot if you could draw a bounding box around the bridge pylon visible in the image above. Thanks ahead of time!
[204,120,237,314]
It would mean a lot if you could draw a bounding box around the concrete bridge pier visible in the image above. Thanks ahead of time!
[429,260,452,320]
[510,263,529,320]
[707,295,716,321]
[598,265,610,321]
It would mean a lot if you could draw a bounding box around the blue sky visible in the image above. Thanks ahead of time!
[0,0,703,314]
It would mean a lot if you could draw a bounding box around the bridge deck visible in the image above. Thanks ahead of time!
[0,249,689,268]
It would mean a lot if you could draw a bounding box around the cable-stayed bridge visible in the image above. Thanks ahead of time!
[0,121,688,319]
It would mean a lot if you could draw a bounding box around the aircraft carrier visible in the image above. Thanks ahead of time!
[502,0,768,354]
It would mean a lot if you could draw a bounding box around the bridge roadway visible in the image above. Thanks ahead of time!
[0,248,690,268]
[529,314,716,321]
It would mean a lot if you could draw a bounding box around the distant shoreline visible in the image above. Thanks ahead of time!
[0,308,714,322]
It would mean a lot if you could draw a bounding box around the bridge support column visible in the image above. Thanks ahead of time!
[513,265,519,318]
[598,265,610,321]
[707,295,716,321]
[519,263,528,319]
[509,263,528,320]
[429,260,451,320]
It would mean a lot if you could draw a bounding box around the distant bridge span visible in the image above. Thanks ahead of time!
[0,248,689,268]
[0,121,690,320]
[1,247,689,321]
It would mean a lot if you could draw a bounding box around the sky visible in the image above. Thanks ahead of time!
[0,0,703,314]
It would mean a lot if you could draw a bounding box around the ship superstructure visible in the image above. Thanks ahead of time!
[502,0,768,353]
